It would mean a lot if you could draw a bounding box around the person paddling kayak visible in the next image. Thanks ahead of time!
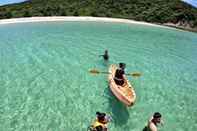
[114,63,126,86]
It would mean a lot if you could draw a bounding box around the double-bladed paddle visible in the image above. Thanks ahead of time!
[89,69,141,77]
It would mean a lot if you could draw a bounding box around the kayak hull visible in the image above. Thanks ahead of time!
[108,64,136,106]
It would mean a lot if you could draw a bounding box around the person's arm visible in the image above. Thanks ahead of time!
[123,74,126,81]
[149,123,157,131]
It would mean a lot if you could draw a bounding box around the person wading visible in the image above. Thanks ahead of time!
[99,50,109,61]
[143,112,164,131]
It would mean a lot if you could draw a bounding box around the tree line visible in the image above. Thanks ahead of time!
[0,0,197,29]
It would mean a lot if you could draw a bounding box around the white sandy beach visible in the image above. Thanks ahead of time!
[0,16,176,30]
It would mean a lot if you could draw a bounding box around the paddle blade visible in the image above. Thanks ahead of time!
[132,72,141,77]
[89,69,100,74]
[128,72,142,77]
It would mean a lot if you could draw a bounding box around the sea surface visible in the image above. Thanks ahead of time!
[0,21,197,131]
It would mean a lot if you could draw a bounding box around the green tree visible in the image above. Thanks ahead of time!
[5,11,13,18]
[24,10,32,17]
[0,0,196,31]
[73,10,79,16]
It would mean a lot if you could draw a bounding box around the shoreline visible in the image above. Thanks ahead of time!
[0,16,180,31]
[163,23,197,33]
[0,16,196,32]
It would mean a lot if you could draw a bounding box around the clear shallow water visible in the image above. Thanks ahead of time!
[0,21,197,131]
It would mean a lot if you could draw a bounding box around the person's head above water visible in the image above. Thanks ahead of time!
[153,112,162,123]
[153,112,161,118]
[96,112,106,122]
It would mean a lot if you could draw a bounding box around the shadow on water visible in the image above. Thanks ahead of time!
[103,87,129,126]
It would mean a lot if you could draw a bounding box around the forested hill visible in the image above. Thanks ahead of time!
[0,0,197,31]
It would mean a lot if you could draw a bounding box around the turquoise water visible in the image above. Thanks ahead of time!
[0,21,197,131]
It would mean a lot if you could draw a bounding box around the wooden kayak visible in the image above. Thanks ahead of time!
[108,64,136,106]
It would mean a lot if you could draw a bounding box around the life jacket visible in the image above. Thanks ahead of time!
[92,119,107,129]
